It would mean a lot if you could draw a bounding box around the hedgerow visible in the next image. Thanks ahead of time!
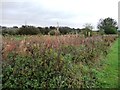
[2,35,118,89]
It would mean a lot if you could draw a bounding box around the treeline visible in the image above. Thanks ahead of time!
[0,17,118,35]
[0,25,81,35]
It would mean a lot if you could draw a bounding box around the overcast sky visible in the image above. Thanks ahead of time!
[0,0,119,29]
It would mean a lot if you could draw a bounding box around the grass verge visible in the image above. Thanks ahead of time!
[97,39,118,88]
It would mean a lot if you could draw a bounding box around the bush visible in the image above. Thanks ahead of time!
[2,28,19,35]
[48,30,60,36]
[81,29,92,37]
[17,25,40,35]
[99,29,105,35]
[2,42,109,89]
[104,27,117,34]
[97,17,117,34]
[2,49,82,89]
[48,30,56,35]
[2,35,117,89]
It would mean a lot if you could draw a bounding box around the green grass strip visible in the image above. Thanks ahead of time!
[97,39,118,88]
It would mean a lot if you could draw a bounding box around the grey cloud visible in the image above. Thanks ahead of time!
[1,1,76,27]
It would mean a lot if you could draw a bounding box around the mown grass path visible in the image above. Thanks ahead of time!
[97,38,119,88]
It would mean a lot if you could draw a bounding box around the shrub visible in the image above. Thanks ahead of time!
[104,27,117,34]
[48,30,56,35]
[2,49,82,89]
[2,35,117,89]
[81,29,92,37]
[2,28,19,35]
[48,30,60,36]
[17,25,40,35]
[97,17,117,34]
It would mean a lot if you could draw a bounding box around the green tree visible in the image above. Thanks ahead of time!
[97,17,117,34]
[13,26,18,28]
[18,25,40,35]
[82,23,93,37]
[83,23,93,30]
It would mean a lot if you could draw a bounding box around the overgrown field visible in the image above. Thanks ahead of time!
[2,34,118,89]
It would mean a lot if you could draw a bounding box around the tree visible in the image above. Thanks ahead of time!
[83,23,93,30]
[44,27,50,35]
[17,25,40,35]
[13,26,18,28]
[82,23,93,37]
[48,29,60,36]
[59,27,72,34]
[97,17,117,34]
[2,26,7,29]
[81,28,92,37]
[49,26,56,30]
